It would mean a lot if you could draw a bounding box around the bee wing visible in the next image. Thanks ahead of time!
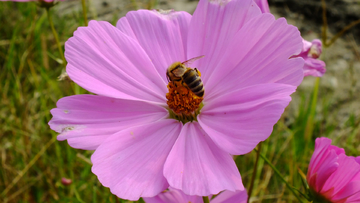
[172,66,187,77]
[182,55,205,67]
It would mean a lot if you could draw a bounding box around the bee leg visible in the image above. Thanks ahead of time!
[181,81,187,88]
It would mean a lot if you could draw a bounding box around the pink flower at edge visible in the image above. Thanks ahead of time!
[294,39,326,77]
[307,137,360,203]
[144,188,248,203]
[254,0,326,77]
[49,0,304,200]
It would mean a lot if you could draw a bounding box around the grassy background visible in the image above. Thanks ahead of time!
[0,1,359,202]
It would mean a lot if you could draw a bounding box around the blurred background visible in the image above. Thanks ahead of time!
[0,0,359,202]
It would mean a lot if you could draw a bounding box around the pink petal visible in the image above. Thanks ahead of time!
[116,10,191,84]
[321,154,360,197]
[295,39,326,77]
[356,157,360,165]
[115,17,137,39]
[65,20,167,104]
[306,138,360,201]
[307,138,333,176]
[302,39,313,52]
[303,58,326,77]
[91,119,182,201]
[332,181,360,202]
[198,83,296,155]
[163,122,243,196]
[307,138,344,182]
[49,95,168,150]
[202,14,303,101]
[253,0,270,13]
[313,150,339,192]
[328,145,346,156]
[187,0,261,84]
[211,190,248,203]
[143,187,203,203]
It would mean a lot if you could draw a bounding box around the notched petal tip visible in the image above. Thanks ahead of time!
[152,9,190,20]
[276,17,303,56]
[132,9,190,21]
[154,9,175,15]
[208,0,232,6]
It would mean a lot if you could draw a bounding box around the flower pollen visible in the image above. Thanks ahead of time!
[166,81,203,123]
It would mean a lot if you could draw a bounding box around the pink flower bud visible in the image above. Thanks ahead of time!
[307,138,360,202]
[61,177,72,186]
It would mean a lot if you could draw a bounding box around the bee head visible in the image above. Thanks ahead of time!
[166,62,185,82]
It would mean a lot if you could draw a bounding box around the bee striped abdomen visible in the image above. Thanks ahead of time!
[183,69,204,97]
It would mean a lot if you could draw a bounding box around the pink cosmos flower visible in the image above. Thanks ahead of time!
[49,0,304,200]
[307,137,360,202]
[144,188,247,203]
[254,0,326,77]
[293,39,326,77]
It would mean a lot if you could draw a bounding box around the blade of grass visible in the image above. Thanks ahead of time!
[303,78,320,162]
[1,136,57,197]
[248,142,262,202]
[255,149,304,203]
[46,8,65,66]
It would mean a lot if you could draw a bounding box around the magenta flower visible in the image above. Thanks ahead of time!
[49,0,304,200]
[293,39,326,77]
[254,0,326,77]
[307,137,360,202]
[144,188,247,203]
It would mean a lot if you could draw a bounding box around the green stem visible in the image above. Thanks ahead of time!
[81,0,88,26]
[255,149,304,203]
[303,77,320,161]
[46,8,66,66]
[247,142,262,202]
[202,196,210,203]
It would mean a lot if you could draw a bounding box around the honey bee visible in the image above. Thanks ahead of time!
[166,56,205,98]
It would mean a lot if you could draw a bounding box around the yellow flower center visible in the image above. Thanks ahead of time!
[166,81,203,123]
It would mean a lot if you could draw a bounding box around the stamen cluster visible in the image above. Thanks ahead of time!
[166,81,203,123]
